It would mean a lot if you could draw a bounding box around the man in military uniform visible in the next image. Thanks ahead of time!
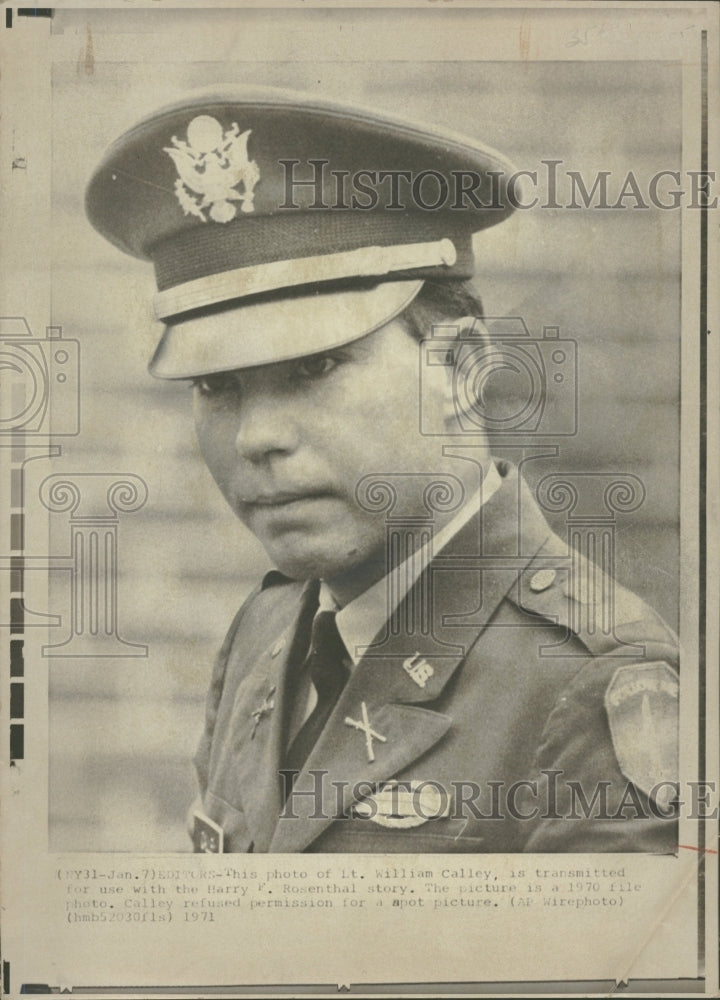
[86,88,679,853]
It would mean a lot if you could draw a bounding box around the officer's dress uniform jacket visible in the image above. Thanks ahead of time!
[194,463,679,853]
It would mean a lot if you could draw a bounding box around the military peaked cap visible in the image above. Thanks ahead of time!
[86,87,517,377]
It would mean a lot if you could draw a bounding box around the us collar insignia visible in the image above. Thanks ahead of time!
[165,114,260,223]
[403,652,434,689]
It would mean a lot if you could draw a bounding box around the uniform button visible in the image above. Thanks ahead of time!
[271,639,285,657]
[529,568,556,592]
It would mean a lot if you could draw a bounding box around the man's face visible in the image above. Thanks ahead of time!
[193,317,452,590]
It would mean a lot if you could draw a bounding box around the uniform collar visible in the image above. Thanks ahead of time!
[319,461,502,665]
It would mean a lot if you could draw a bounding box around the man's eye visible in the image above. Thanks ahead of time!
[295,355,338,379]
[192,373,238,397]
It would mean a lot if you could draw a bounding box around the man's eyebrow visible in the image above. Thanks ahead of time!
[297,342,369,362]
[337,339,374,358]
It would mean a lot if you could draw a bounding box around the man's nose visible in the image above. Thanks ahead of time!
[233,387,300,462]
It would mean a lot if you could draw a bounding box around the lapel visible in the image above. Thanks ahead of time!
[268,462,556,852]
[226,580,318,852]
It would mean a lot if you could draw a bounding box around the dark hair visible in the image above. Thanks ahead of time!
[399,279,485,342]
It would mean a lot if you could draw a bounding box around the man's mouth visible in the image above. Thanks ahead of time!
[239,490,331,509]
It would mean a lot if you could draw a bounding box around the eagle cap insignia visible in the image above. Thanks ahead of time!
[164,114,260,223]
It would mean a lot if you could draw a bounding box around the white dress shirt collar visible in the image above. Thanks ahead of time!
[319,461,502,665]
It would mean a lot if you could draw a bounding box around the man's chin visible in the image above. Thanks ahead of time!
[264,541,386,592]
[268,551,357,583]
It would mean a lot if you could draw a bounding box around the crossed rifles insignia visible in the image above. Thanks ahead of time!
[345,702,387,762]
[250,685,276,740]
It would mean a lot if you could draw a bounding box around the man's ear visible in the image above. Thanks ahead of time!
[446,317,542,435]
[433,315,494,431]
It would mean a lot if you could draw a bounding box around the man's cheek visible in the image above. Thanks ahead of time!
[203,460,239,513]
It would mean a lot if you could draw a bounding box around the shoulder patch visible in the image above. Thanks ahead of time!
[604,662,679,806]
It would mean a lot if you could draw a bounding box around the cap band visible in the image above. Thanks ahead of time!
[153,237,456,320]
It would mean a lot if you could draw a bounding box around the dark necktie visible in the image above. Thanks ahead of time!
[283,609,349,781]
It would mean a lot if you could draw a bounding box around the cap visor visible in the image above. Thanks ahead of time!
[148,279,423,379]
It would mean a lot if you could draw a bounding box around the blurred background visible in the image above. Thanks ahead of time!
[41,9,681,851]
